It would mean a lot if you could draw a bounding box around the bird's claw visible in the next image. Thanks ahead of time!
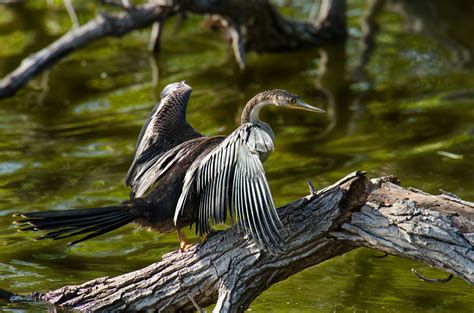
[179,242,194,252]
[177,228,194,252]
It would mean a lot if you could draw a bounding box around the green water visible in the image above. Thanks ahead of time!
[0,1,473,312]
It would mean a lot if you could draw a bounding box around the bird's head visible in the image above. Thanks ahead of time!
[160,80,192,99]
[241,89,325,124]
[266,89,325,113]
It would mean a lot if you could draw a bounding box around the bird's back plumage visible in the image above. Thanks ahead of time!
[126,81,203,196]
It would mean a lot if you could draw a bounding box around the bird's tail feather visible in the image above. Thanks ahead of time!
[14,205,133,246]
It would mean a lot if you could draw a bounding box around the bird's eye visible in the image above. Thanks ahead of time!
[289,98,296,104]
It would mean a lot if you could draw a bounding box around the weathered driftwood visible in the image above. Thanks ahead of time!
[0,0,346,98]
[24,171,472,312]
[332,179,474,283]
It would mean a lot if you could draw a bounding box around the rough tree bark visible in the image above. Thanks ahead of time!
[8,171,470,312]
[0,0,346,98]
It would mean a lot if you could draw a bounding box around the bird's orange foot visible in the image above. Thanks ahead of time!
[177,228,194,252]
[179,240,194,251]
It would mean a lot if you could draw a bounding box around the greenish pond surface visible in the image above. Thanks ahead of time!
[0,1,473,312]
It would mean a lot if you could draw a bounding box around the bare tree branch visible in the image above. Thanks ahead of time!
[4,172,470,312]
[187,0,346,54]
[64,0,80,29]
[331,177,474,283]
[0,1,178,98]
[0,0,347,98]
[148,21,164,52]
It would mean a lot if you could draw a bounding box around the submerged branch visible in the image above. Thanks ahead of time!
[0,0,347,98]
[0,1,178,98]
[7,171,471,311]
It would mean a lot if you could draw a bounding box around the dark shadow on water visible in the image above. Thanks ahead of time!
[390,0,474,68]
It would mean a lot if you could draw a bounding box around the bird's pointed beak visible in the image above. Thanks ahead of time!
[290,100,325,113]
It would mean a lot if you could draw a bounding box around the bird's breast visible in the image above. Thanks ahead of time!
[254,122,274,163]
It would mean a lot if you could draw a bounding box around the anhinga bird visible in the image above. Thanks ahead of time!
[14,82,325,252]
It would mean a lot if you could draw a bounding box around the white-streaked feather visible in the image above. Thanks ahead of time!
[175,123,284,251]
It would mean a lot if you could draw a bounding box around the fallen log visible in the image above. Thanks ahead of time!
[0,0,346,98]
[332,178,474,283]
[4,171,471,312]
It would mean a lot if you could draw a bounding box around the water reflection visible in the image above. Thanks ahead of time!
[389,0,474,67]
[0,1,473,312]
[148,54,160,102]
[314,43,350,138]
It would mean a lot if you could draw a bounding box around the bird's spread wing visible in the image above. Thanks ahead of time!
[126,101,168,186]
[175,123,284,252]
[131,138,206,198]
[125,83,203,192]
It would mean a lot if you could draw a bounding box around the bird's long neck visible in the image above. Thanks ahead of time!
[241,93,272,124]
